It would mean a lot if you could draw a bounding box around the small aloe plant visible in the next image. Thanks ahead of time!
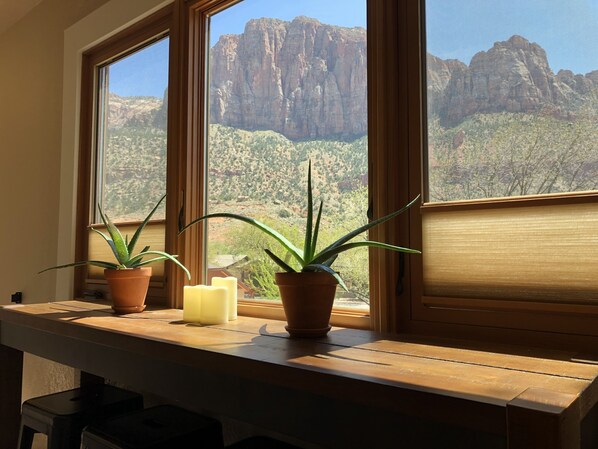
[40,194,190,279]
[179,162,420,289]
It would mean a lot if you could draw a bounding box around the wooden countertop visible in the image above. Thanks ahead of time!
[2,300,598,448]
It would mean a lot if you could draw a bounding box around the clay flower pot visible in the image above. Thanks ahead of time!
[104,267,152,314]
[275,271,338,338]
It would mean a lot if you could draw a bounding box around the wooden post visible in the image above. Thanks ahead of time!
[0,343,23,449]
[507,388,580,449]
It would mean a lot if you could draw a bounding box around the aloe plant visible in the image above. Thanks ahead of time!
[178,162,419,289]
[40,194,190,279]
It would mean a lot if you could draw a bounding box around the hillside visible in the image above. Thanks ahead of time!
[207,124,367,211]
[103,123,368,220]
[102,26,598,209]
[428,112,598,201]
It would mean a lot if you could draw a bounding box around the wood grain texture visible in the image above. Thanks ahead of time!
[2,301,598,448]
[507,388,581,449]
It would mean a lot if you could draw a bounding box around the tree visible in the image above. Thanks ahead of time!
[428,112,598,202]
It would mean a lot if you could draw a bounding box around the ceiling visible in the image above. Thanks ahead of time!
[0,0,43,36]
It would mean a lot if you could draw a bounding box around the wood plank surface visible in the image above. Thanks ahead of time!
[507,388,581,449]
[3,302,592,405]
[2,300,598,448]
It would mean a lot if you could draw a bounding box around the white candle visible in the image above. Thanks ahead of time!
[212,276,238,320]
[200,286,228,325]
[183,285,202,322]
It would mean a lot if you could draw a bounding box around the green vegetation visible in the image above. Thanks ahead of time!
[101,97,598,304]
[207,124,368,213]
[428,111,598,201]
[100,118,373,303]
[102,128,167,220]
[204,125,374,304]
[180,162,420,292]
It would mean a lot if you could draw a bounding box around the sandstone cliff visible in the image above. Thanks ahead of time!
[108,28,596,134]
[430,35,598,126]
[107,94,162,129]
[209,16,367,140]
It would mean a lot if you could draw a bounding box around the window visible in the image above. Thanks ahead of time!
[405,0,598,346]
[75,7,174,303]
[204,1,369,314]
[95,38,169,222]
[178,0,401,330]
[74,1,400,330]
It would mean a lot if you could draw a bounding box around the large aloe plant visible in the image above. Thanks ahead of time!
[40,194,190,279]
[179,162,419,289]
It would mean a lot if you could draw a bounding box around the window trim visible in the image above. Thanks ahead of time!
[75,5,176,304]
[173,0,408,330]
[72,0,405,330]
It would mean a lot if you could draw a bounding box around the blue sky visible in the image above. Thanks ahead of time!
[426,0,598,75]
[109,0,598,97]
[108,37,169,98]
[209,0,366,45]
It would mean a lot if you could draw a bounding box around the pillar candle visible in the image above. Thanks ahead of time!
[200,286,228,325]
[183,285,202,322]
[212,276,238,320]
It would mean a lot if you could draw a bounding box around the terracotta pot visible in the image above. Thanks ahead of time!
[275,271,338,338]
[104,267,152,314]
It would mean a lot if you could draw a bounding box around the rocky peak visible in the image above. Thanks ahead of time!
[209,17,367,140]
[557,69,597,95]
[429,35,598,126]
[107,94,163,129]
[426,54,466,115]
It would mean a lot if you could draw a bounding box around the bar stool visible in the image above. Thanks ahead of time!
[18,384,143,449]
[81,404,224,449]
[227,436,302,449]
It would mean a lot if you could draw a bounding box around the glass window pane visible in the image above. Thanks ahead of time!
[206,0,368,310]
[425,1,598,202]
[96,36,169,221]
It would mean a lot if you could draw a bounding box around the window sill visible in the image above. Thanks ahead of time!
[238,300,371,329]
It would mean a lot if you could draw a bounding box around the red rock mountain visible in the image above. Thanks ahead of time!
[109,30,596,134]
[209,16,367,140]
[428,35,598,126]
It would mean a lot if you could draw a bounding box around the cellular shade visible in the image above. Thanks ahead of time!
[423,202,598,303]
[87,222,165,279]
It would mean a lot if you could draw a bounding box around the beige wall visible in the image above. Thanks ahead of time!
[0,0,110,305]
[0,2,107,447]
[0,0,170,422]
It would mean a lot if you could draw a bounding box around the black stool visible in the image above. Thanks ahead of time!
[81,404,224,449]
[18,384,143,449]
[227,436,301,449]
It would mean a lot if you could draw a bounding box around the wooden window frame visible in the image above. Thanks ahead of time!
[75,5,179,306]
[71,0,404,330]
[399,0,598,353]
[172,0,413,331]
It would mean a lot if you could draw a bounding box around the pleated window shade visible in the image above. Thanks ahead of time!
[422,202,598,303]
[87,222,166,280]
